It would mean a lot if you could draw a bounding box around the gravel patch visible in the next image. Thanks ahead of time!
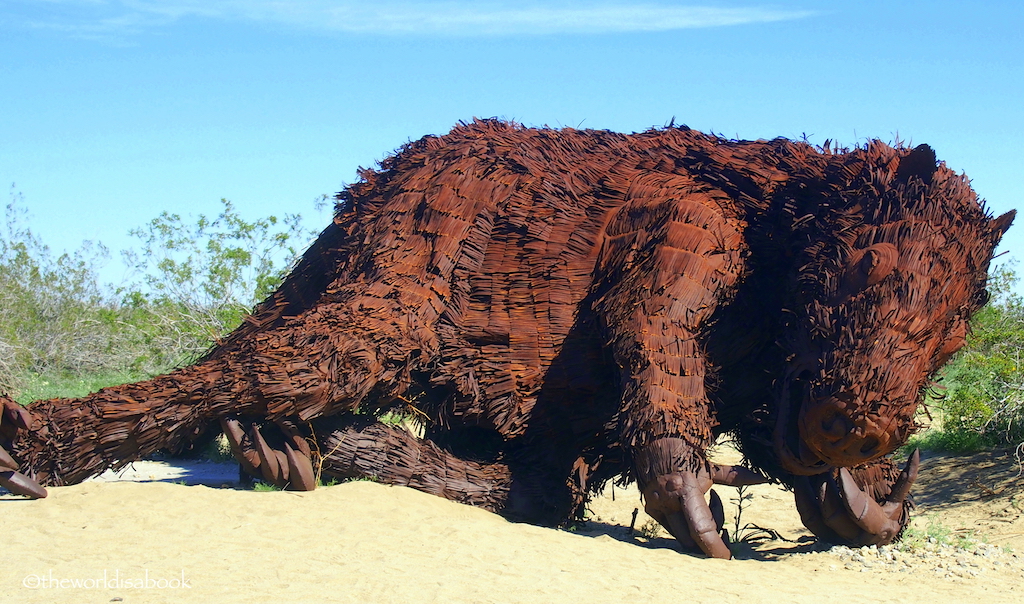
[812,541,1024,580]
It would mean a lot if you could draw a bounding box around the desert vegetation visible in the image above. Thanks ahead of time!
[907,263,1024,456]
[0,185,312,402]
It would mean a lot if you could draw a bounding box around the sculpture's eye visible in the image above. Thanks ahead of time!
[836,243,898,300]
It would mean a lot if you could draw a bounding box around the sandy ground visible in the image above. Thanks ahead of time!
[2,447,1023,604]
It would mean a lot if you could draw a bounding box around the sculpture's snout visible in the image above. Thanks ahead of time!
[798,394,894,467]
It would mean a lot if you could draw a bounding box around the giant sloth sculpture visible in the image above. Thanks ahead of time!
[1,120,1013,559]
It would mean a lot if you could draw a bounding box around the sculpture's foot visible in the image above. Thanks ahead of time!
[0,397,47,498]
[0,444,46,498]
[638,438,769,560]
[643,472,731,558]
[794,449,919,546]
[220,416,317,491]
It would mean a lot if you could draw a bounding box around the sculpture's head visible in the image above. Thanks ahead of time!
[773,142,1014,474]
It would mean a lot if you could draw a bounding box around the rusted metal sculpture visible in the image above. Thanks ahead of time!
[0,120,1013,559]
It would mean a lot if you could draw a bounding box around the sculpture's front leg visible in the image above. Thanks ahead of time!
[591,173,750,558]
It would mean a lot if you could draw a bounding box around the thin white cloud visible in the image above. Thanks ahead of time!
[8,1,816,38]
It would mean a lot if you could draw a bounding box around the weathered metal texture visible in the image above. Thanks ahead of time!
[0,120,1012,560]
[320,419,513,512]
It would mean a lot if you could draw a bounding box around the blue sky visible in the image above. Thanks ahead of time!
[1,1,1021,288]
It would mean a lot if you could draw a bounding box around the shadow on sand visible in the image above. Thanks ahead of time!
[572,519,825,560]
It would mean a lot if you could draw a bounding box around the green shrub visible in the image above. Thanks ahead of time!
[1,187,129,393]
[119,197,310,367]
[931,263,1024,451]
[1,186,316,400]
[901,425,985,455]
[12,369,157,405]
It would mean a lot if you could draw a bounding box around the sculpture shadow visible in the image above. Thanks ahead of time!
[573,519,826,560]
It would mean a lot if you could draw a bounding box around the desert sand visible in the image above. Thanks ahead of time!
[2,446,1023,604]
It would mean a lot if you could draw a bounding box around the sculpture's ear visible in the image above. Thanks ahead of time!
[895,144,937,185]
[992,210,1016,242]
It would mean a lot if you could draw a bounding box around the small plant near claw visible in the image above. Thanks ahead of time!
[638,519,664,539]
[729,484,788,546]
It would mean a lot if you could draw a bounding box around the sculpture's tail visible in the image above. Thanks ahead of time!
[6,363,259,488]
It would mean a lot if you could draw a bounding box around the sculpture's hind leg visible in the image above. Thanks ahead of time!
[591,172,750,558]
[317,418,512,511]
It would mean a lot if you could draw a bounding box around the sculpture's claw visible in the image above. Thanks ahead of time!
[0,400,47,499]
[836,468,887,536]
[643,471,732,559]
[276,419,312,459]
[883,448,919,511]
[220,417,261,476]
[251,424,288,486]
[224,417,317,491]
[794,452,918,547]
[0,468,47,499]
[0,442,47,498]
[836,449,918,540]
[284,442,316,491]
[0,443,19,471]
[1,398,35,432]
[709,488,730,547]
